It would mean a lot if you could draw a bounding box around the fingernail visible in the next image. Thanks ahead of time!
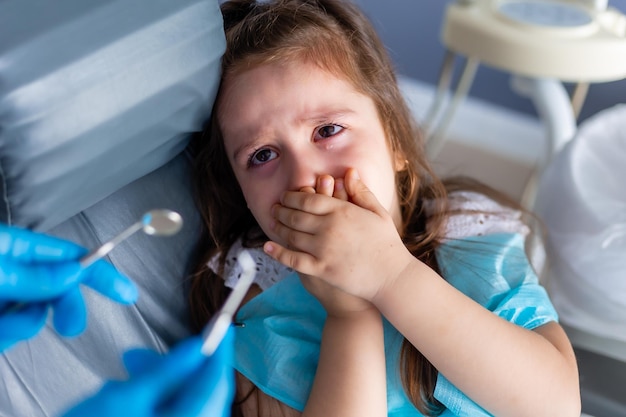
[335,179,344,191]
[264,242,274,254]
[116,281,139,303]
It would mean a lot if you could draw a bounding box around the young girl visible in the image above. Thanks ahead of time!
[188,0,580,416]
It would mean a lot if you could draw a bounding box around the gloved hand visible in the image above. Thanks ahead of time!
[62,331,235,417]
[0,224,138,351]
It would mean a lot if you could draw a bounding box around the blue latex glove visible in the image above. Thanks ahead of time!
[62,331,235,417]
[0,224,138,351]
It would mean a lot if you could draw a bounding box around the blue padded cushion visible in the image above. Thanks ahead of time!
[0,0,225,231]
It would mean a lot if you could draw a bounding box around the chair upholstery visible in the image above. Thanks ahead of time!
[0,1,224,415]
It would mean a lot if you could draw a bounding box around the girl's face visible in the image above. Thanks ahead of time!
[218,61,403,245]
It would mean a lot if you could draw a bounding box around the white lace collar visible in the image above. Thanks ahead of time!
[207,239,293,291]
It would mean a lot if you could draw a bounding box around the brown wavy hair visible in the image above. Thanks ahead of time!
[189,0,454,414]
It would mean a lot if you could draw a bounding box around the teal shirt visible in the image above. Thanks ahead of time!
[232,233,558,416]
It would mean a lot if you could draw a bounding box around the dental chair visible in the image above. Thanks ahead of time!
[535,104,626,417]
[0,1,224,415]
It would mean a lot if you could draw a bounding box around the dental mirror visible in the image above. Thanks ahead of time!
[0,209,183,317]
[79,209,183,267]
[141,209,184,236]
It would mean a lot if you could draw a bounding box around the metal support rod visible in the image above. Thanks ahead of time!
[426,55,479,158]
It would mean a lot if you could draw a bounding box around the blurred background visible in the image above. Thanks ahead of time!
[357,0,625,123]
[348,0,625,207]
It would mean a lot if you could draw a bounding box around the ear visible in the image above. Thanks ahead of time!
[394,152,409,172]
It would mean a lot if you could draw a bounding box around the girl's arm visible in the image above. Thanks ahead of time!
[266,169,580,417]
[303,306,387,417]
[235,291,387,417]
[373,255,580,417]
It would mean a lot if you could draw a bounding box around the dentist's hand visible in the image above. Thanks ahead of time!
[62,332,235,417]
[0,224,137,351]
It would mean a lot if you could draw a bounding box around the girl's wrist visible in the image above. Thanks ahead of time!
[372,254,424,308]
[324,299,379,320]
[324,304,382,325]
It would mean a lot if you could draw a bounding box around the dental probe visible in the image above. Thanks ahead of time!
[201,250,256,356]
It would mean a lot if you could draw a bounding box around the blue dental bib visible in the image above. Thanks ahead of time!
[232,233,558,416]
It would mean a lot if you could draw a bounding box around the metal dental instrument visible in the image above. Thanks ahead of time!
[201,250,256,356]
[0,209,183,316]
[79,209,183,267]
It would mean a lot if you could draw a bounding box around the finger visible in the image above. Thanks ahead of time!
[280,190,337,215]
[333,178,348,201]
[0,225,86,262]
[163,329,235,417]
[104,337,205,411]
[0,302,48,351]
[0,260,82,301]
[316,175,334,197]
[271,215,321,254]
[133,337,206,404]
[263,240,318,274]
[51,287,86,337]
[59,380,131,417]
[123,348,162,377]
[272,204,321,235]
[80,260,138,305]
[344,168,386,215]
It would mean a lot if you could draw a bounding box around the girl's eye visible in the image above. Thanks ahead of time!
[248,148,278,167]
[315,124,344,140]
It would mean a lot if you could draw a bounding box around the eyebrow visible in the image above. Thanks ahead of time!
[300,109,355,124]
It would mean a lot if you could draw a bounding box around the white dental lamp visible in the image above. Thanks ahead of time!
[426,0,626,207]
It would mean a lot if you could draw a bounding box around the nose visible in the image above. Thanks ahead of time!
[287,142,349,191]
[287,152,319,191]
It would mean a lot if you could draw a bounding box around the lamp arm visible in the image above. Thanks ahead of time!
[510,75,578,168]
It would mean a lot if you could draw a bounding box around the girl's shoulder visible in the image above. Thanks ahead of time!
[441,190,530,241]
